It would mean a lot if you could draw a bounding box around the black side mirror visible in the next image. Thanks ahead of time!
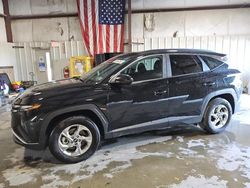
[109,74,133,85]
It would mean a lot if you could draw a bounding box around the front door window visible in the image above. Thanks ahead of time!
[121,56,163,82]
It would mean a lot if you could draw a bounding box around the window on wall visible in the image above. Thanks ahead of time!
[200,56,224,70]
[121,56,163,82]
[170,55,203,76]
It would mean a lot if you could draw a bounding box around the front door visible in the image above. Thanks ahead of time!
[107,55,169,130]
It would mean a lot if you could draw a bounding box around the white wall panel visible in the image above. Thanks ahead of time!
[185,10,229,36]
[0,43,17,80]
[141,8,250,38]
[9,0,31,15]
[229,9,250,35]
[9,0,76,15]
[144,11,186,38]
[0,0,3,14]
[0,0,6,42]
[11,20,33,42]
[0,18,6,42]
[32,18,69,41]
[11,17,83,42]
[185,0,229,7]
[30,0,67,15]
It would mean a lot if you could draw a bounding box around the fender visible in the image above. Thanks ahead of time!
[38,104,109,148]
[200,88,237,117]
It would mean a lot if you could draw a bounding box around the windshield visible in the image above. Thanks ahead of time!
[82,57,125,84]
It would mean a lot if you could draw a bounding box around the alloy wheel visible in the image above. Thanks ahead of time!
[58,124,93,157]
[209,104,229,130]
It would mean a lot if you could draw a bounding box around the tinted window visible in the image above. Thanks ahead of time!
[200,56,224,70]
[170,55,202,76]
[121,56,163,82]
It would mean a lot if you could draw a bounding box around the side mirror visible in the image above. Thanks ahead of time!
[109,74,133,85]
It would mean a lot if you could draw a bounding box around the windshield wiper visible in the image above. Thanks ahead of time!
[72,76,84,82]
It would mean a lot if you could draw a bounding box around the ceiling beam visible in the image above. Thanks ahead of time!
[129,3,250,14]
[8,3,250,20]
[10,13,78,20]
[2,0,13,42]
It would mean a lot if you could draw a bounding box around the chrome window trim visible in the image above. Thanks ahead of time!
[132,77,165,85]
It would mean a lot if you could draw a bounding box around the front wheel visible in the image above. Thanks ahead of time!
[49,116,100,163]
[200,98,232,134]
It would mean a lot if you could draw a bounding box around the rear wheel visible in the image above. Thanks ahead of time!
[49,116,100,163]
[200,98,232,134]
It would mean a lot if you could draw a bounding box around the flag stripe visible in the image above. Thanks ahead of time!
[120,24,124,52]
[106,25,110,53]
[98,25,103,54]
[110,26,114,52]
[78,0,85,32]
[83,0,90,55]
[102,25,106,53]
[95,1,99,54]
[78,0,91,55]
[114,25,118,52]
[87,0,94,55]
[117,25,121,52]
[91,0,97,55]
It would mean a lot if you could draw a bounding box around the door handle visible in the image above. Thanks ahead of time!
[203,82,216,86]
[154,90,167,96]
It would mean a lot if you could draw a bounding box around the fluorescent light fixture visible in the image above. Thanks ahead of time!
[46,52,52,82]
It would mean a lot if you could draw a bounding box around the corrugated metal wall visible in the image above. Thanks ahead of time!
[13,41,88,81]
[14,35,250,87]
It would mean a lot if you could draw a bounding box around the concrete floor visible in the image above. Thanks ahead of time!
[0,95,250,188]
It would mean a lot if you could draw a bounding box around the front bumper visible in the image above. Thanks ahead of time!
[11,109,46,150]
[12,129,41,150]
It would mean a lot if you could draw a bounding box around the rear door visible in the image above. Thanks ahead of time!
[199,55,224,92]
[166,54,209,121]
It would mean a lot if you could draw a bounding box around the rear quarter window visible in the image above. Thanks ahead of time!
[200,56,224,70]
[170,55,203,76]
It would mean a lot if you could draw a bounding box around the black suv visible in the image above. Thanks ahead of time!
[11,49,242,163]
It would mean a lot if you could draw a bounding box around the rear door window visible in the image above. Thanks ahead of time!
[200,56,224,70]
[170,55,203,76]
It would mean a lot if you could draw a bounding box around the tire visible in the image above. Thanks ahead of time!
[200,97,232,134]
[49,116,100,163]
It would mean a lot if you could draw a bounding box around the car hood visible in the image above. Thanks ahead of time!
[13,78,95,105]
[32,78,87,92]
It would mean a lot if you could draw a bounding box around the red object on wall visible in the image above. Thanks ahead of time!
[63,67,70,78]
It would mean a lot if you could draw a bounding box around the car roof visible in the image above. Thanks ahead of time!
[118,49,226,60]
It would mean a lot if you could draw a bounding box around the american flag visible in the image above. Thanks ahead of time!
[77,0,126,56]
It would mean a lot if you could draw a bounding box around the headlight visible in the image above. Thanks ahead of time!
[20,104,41,111]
